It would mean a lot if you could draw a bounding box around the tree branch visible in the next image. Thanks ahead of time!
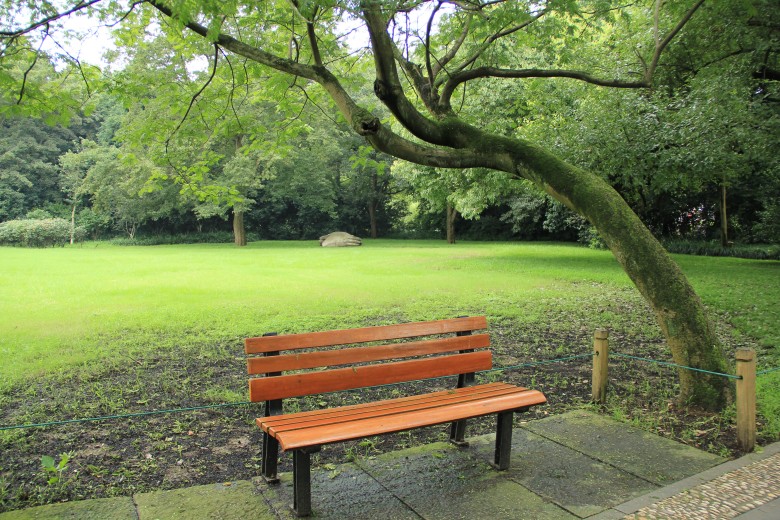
[431,12,472,78]
[646,0,706,83]
[424,1,442,90]
[364,124,505,171]
[442,67,648,104]
[363,5,450,145]
[437,9,547,92]
[147,0,320,82]
[165,44,219,155]
[0,0,103,37]
[440,0,706,106]
[17,27,47,104]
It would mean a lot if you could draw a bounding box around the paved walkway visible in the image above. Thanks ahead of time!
[595,441,780,519]
[1,410,777,519]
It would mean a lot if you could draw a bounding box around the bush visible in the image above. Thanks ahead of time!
[109,231,255,246]
[25,209,53,220]
[77,208,112,241]
[0,218,84,247]
[663,240,780,260]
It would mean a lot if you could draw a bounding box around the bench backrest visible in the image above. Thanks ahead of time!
[245,316,491,402]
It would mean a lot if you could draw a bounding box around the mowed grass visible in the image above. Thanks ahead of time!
[1,239,778,420]
[0,240,620,383]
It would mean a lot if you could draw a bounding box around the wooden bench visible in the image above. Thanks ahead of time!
[244,316,547,517]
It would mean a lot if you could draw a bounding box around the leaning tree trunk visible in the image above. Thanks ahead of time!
[505,137,732,409]
[233,210,247,247]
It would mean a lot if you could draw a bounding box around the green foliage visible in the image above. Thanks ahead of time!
[40,452,73,487]
[754,200,780,244]
[0,218,84,247]
[24,208,53,220]
[76,208,112,240]
[517,1,780,244]
[0,117,77,220]
[663,240,780,260]
[109,231,244,246]
[500,183,590,242]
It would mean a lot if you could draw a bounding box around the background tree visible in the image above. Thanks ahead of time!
[0,117,77,220]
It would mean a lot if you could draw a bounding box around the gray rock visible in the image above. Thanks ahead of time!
[319,232,362,247]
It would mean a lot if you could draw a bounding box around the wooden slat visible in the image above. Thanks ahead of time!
[247,334,490,375]
[259,382,515,425]
[244,316,488,354]
[271,388,547,451]
[261,384,528,433]
[260,382,517,427]
[248,351,492,402]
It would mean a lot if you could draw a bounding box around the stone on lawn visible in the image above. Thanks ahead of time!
[319,232,362,247]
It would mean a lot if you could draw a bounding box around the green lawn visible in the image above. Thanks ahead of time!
[1,239,778,426]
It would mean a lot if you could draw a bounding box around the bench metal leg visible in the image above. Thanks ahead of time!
[292,447,320,517]
[261,432,280,484]
[494,411,513,470]
[450,419,469,446]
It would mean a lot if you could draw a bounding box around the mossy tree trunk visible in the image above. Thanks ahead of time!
[506,138,732,408]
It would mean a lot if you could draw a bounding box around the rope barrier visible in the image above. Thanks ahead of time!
[610,352,742,379]
[757,366,780,376]
[0,352,595,432]
[488,353,595,372]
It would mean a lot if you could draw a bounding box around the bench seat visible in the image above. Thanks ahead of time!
[259,382,546,451]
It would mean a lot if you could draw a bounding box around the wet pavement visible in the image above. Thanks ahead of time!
[2,410,776,519]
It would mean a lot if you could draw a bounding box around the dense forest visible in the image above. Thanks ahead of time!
[1,1,777,249]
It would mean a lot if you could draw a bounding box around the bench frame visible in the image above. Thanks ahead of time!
[245,316,546,517]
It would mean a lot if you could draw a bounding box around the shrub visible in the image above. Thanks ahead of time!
[109,231,254,246]
[663,240,780,260]
[25,209,53,220]
[0,218,84,247]
[77,208,112,241]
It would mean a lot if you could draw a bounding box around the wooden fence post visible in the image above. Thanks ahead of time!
[592,329,609,404]
[736,348,756,452]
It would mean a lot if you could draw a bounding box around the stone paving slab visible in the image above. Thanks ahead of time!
[0,497,136,520]
[256,461,418,519]
[134,480,274,519]
[523,410,726,485]
[466,429,656,518]
[357,441,575,520]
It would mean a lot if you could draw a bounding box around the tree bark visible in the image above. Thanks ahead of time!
[233,209,247,246]
[369,171,378,238]
[503,137,731,408]
[70,203,76,245]
[368,202,378,239]
[446,204,457,244]
[720,181,729,247]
